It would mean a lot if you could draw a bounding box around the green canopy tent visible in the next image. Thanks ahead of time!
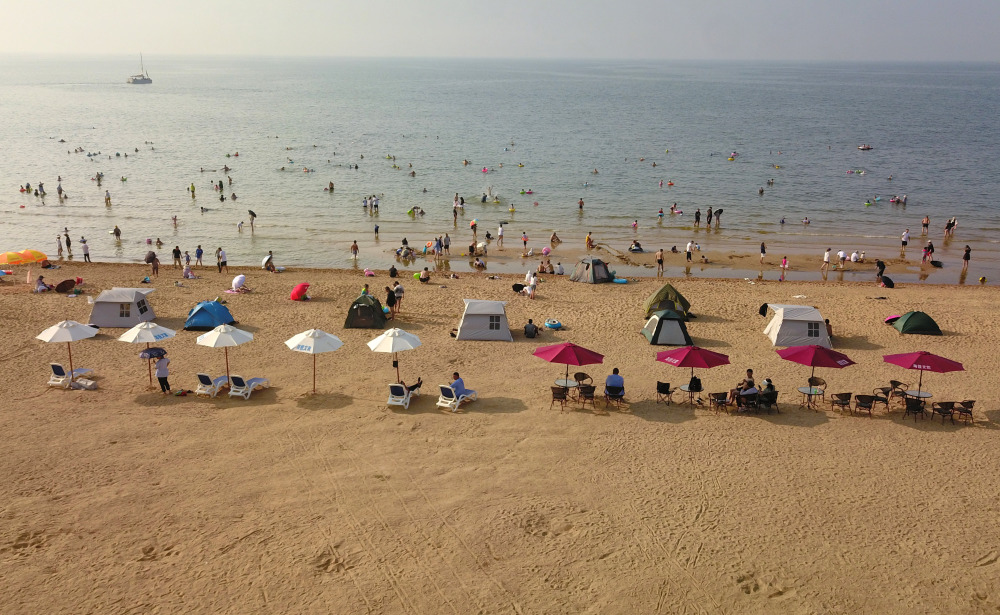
[344,294,387,329]
[892,311,942,336]
[643,283,691,318]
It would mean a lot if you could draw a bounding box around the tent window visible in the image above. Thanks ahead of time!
[489,315,501,330]
[807,322,820,337]
[137,299,148,315]
[119,303,131,318]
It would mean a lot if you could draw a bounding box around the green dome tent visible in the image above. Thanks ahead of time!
[893,311,942,335]
[569,257,613,284]
[640,309,692,345]
[344,294,387,329]
[643,283,691,318]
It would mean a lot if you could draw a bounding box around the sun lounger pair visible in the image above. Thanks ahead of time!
[48,363,95,389]
[194,374,269,399]
[436,385,477,412]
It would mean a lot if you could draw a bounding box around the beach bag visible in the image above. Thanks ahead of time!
[688,376,702,393]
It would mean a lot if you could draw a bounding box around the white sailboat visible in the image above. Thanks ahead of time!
[127,54,152,84]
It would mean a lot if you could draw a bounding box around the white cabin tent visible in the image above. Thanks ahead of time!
[88,288,156,328]
[641,309,693,345]
[762,304,831,348]
[455,299,513,341]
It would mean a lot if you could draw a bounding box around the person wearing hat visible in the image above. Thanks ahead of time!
[81,237,91,262]
[35,275,54,292]
[761,378,775,396]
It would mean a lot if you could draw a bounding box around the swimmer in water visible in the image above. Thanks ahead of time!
[658,208,664,218]
[802,217,810,225]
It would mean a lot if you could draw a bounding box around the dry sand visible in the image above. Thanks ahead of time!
[2,261,999,614]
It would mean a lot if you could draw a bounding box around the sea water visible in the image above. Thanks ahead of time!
[2,56,999,282]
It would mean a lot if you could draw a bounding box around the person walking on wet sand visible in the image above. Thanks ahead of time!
[760,242,766,265]
[655,248,664,275]
[351,240,359,259]
[901,228,910,254]
[963,245,971,272]
[821,248,831,272]
[217,247,227,273]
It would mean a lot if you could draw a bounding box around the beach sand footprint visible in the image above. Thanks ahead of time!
[976,550,998,567]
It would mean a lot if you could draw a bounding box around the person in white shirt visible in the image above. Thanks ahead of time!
[837,250,846,268]
[155,354,171,394]
[850,251,860,262]
[821,248,831,272]
[555,262,564,275]
[217,248,228,273]
[685,241,694,263]
[497,224,504,248]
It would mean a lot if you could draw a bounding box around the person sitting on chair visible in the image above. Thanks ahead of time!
[524,318,539,338]
[399,377,422,393]
[760,378,775,396]
[451,372,475,400]
[729,369,754,403]
[605,368,625,397]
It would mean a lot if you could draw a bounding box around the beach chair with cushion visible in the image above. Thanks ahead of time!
[758,390,779,414]
[550,386,569,411]
[577,384,597,411]
[656,381,675,405]
[807,376,827,403]
[436,385,477,412]
[931,402,956,424]
[604,385,625,410]
[709,392,731,415]
[853,394,875,417]
[903,397,926,421]
[194,373,229,398]
[956,400,975,424]
[388,383,414,410]
[872,387,891,412]
[228,375,270,400]
[830,392,853,413]
[573,372,593,387]
[48,363,94,388]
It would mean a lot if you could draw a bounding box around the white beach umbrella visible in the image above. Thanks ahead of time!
[367,328,421,382]
[195,324,253,381]
[285,329,344,394]
[118,322,177,383]
[36,320,98,383]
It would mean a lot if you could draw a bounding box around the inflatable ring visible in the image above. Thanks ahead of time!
[613,278,628,284]
[426,241,433,248]
[544,319,562,329]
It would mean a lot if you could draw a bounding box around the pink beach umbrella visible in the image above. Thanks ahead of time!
[882,351,964,396]
[533,342,604,383]
[655,345,730,378]
[775,345,855,383]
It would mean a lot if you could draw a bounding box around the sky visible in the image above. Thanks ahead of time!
[5,0,999,62]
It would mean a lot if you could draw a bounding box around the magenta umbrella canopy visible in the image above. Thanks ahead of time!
[883,351,964,394]
[776,345,855,380]
[533,342,604,382]
[655,345,730,377]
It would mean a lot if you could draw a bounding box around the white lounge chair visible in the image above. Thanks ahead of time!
[228,375,270,400]
[436,385,477,412]
[387,383,413,409]
[194,373,229,398]
[48,363,94,388]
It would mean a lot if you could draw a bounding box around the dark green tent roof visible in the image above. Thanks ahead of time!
[893,311,942,335]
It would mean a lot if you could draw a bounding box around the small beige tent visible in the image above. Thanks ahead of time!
[89,288,156,328]
[455,299,513,341]
[763,304,830,348]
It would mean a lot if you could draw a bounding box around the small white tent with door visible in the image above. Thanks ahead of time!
[762,304,830,348]
[455,299,513,341]
[89,288,156,328]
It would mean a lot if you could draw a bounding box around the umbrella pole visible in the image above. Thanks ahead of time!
[395,352,400,383]
[147,342,152,384]
[917,369,923,395]
[225,347,230,382]
[67,342,74,383]
[313,354,317,394]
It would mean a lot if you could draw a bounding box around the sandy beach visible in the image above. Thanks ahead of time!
[3,260,999,614]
